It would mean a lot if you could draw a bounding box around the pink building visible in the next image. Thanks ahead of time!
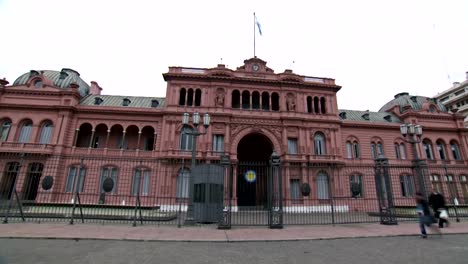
[0,58,467,225]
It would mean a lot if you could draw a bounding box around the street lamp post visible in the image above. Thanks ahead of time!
[400,123,427,198]
[182,112,210,225]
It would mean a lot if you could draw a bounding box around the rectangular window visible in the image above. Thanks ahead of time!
[400,175,414,197]
[212,134,224,152]
[65,166,86,193]
[290,179,301,199]
[287,138,298,154]
[350,175,363,198]
[132,169,150,196]
[180,128,193,151]
[317,174,329,199]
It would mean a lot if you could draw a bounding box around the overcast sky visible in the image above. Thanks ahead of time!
[1,0,467,111]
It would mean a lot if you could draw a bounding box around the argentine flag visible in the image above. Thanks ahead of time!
[255,15,262,36]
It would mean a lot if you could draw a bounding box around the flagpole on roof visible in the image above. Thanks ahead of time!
[253,12,256,58]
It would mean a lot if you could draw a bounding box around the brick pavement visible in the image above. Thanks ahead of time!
[0,221,467,242]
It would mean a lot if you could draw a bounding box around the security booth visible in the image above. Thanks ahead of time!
[193,164,224,223]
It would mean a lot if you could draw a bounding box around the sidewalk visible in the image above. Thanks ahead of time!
[1,221,468,242]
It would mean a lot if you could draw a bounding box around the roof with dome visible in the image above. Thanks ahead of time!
[379,92,447,113]
[13,68,90,97]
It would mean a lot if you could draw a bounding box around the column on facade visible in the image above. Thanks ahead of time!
[72,128,79,147]
[136,131,142,150]
[153,132,157,152]
[317,99,322,114]
[269,95,272,111]
[30,124,39,143]
[88,129,95,148]
[225,125,230,154]
[121,130,126,150]
[105,129,110,149]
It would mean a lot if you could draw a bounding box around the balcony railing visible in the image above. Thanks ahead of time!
[0,142,54,154]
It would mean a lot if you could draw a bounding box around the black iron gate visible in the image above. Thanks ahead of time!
[219,152,283,229]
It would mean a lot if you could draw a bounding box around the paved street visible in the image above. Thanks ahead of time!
[1,235,468,264]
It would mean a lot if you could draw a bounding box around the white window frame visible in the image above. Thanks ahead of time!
[65,166,86,193]
[288,138,298,154]
[212,134,224,152]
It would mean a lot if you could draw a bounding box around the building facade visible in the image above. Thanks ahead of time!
[434,71,468,128]
[1,58,468,221]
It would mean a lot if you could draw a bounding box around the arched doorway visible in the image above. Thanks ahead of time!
[236,133,273,208]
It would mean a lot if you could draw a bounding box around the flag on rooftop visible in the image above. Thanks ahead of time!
[255,14,262,36]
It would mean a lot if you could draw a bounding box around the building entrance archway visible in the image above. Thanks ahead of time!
[236,133,273,208]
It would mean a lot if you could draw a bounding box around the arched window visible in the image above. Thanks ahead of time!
[313,97,319,113]
[187,89,194,106]
[436,140,446,160]
[99,166,118,194]
[314,133,326,155]
[320,97,326,114]
[180,126,193,151]
[261,92,270,110]
[423,139,434,160]
[176,167,190,198]
[252,91,260,110]
[242,90,250,109]
[271,92,279,111]
[306,96,313,113]
[18,120,33,143]
[0,119,12,142]
[232,90,241,108]
[317,172,329,199]
[34,79,43,88]
[371,140,384,159]
[179,88,186,106]
[346,140,360,159]
[132,168,150,196]
[450,141,462,160]
[39,121,53,144]
[394,143,406,160]
[194,89,202,106]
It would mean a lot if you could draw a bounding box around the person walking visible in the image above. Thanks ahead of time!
[415,192,439,238]
[429,191,449,228]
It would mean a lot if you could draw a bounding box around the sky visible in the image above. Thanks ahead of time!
[1,0,467,112]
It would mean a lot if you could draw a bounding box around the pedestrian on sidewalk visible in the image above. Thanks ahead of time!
[429,190,449,228]
[415,192,440,238]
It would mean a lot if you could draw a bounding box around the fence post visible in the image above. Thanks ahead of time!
[218,153,231,229]
[269,151,283,229]
[374,154,397,225]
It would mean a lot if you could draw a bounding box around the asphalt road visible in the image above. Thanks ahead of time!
[1,235,467,264]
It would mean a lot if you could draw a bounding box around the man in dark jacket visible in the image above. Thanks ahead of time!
[429,191,449,228]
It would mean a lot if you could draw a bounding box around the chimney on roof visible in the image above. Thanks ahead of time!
[466,71,468,80]
[90,81,102,95]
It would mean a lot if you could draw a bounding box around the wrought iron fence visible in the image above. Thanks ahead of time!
[0,151,467,227]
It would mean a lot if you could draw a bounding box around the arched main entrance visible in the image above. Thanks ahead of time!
[236,133,273,208]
